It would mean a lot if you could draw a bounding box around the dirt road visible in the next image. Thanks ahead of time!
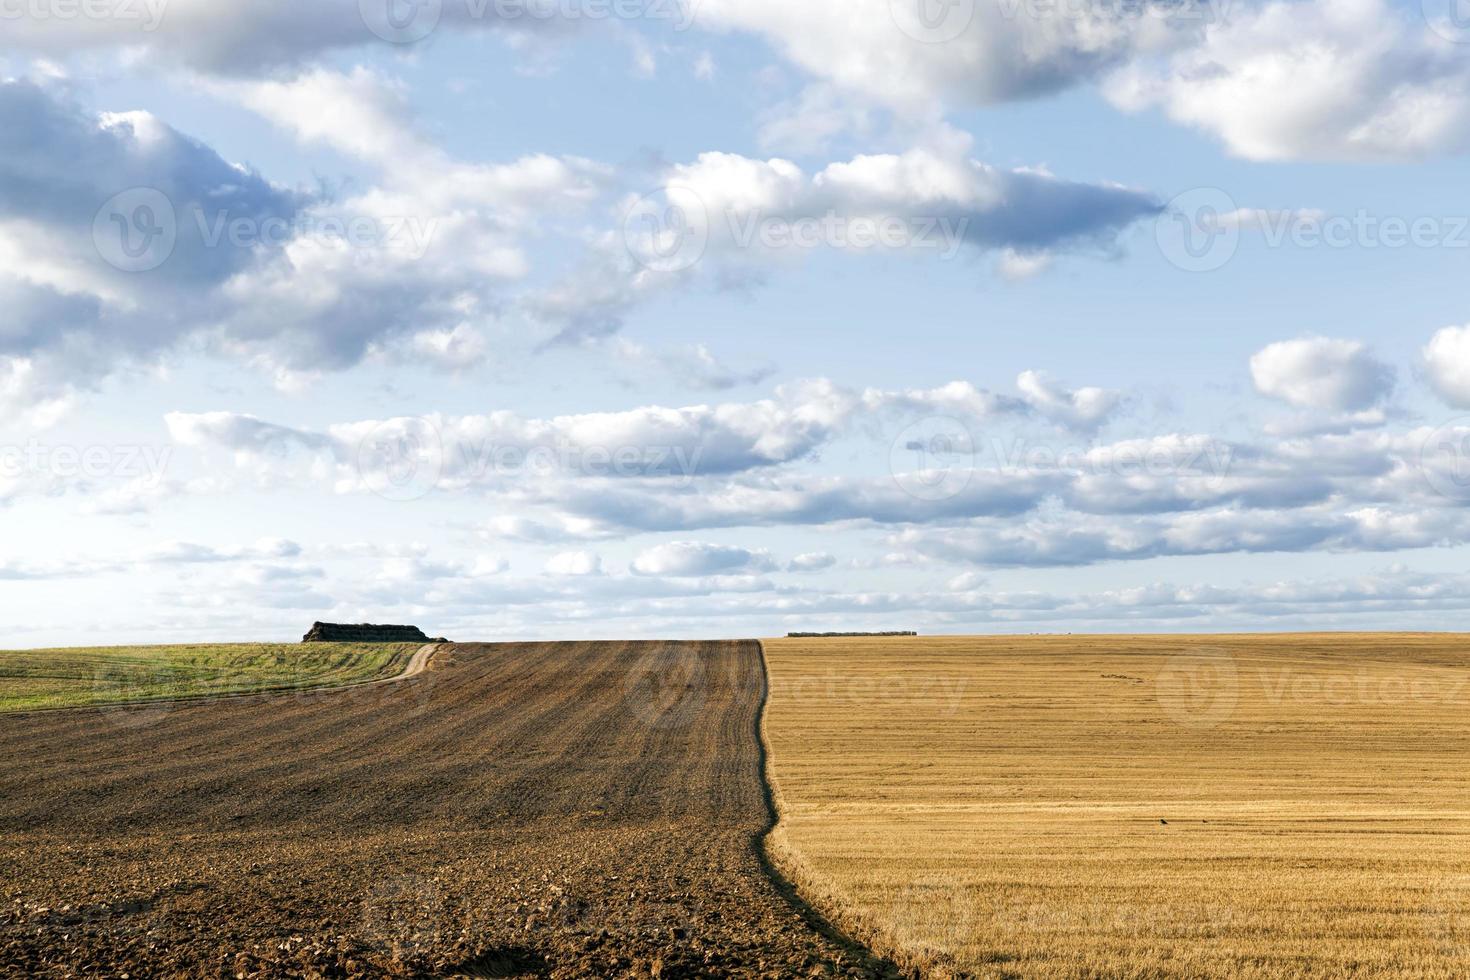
[0,641,892,978]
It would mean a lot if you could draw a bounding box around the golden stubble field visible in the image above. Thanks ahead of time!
[762,634,1470,979]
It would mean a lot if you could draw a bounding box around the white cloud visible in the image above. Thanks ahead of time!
[212,66,417,162]
[545,550,603,576]
[896,505,1470,569]
[0,0,577,74]
[996,249,1053,281]
[1425,325,1470,409]
[788,552,837,573]
[1107,0,1470,161]
[0,78,615,409]
[1250,337,1395,412]
[1016,370,1123,433]
[630,541,772,577]
[165,375,1097,492]
[612,341,776,391]
[541,136,1160,344]
[691,0,1205,110]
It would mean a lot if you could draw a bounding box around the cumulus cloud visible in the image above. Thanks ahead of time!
[612,341,776,391]
[1250,337,1395,412]
[899,505,1470,568]
[537,471,1061,533]
[691,0,1209,110]
[1425,325,1470,409]
[630,541,773,577]
[1016,370,1123,433]
[545,550,603,576]
[164,374,1113,495]
[540,137,1160,344]
[0,81,300,399]
[1107,0,1470,161]
[787,552,837,573]
[0,0,581,74]
[212,66,419,161]
[0,78,615,409]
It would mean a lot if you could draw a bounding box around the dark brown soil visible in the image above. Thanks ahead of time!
[0,641,896,978]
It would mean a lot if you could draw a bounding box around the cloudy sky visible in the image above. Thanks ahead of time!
[4,0,1470,646]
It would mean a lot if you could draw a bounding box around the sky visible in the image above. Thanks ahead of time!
[3,0,1470,646]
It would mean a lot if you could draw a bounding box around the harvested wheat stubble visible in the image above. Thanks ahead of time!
[0,640,896,979]
[762,633,1470,980]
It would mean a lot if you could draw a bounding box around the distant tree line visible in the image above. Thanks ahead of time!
[785,632,919,638]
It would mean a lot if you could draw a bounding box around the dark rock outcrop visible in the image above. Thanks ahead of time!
[302,622,448,643]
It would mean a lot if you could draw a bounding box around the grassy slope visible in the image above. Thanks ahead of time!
[0,643,421,712]
[763,633,1470,979]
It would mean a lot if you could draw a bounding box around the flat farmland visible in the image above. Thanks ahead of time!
[762,634,1470,979]
[0,643,424,712]
[0,640,892,978]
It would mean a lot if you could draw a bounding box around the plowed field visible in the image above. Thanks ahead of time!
[0,640,892,979]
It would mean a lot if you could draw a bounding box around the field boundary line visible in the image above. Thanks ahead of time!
[752,639,907,979]
[0,642,445,719]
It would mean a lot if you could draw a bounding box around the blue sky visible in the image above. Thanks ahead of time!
[3,0,1470,646]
